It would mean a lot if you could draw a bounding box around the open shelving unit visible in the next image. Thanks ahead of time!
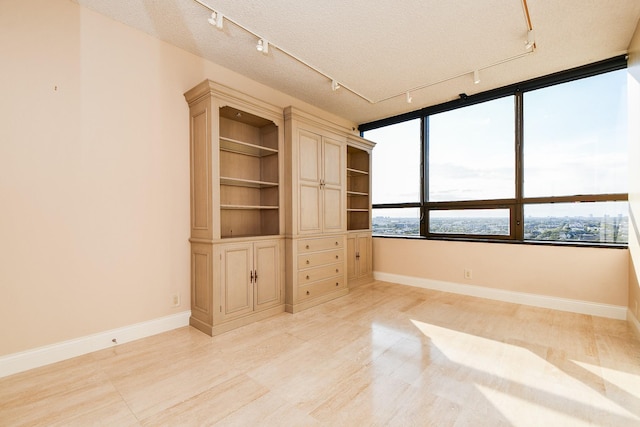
[346,145,371,231]
[219,106,280,238]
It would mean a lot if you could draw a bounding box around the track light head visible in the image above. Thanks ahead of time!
[207,12,224,30]
[525,29,535,50]
[256,39,269,54]
[331,80,340,91]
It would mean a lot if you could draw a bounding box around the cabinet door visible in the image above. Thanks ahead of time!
[298,130,322,234]
[322,137,344,232]
[357,233,372,278]
[219,243,254,321]
[254,240,282,311]
[346,234,357,281]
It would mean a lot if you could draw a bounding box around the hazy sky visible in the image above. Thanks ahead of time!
[364,69,628,218]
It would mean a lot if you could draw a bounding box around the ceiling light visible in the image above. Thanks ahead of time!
[207,11,223,30]
[473,69,480,84]
[406,92,412,104]
[256,39,269,54]
[331,80,340,91]
[525,29,535,50]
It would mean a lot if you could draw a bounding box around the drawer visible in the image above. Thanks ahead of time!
[298,236,343,253]
[298,249,343,269]
[298,262,342,284]
[299,277,345,301]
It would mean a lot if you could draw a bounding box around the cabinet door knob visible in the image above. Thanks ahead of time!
[306,245,310,249]
[306,260,310,264]
[336,282,339,286]
[335,241,338,245]
[306,290,310,295]
[335,255,339,259]
[335,268,339,273]
[306,275,310,280]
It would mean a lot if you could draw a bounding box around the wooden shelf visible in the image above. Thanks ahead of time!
[221,205,279,210]
[347,190,368,197]
[347,208,370,212]
[220,137,278,157]
[220,176,279,188]
[347,167,368,176]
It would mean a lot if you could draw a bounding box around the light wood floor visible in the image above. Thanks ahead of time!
[2,281,640,426]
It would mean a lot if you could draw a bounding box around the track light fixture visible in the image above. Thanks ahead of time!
[473,69,480,84]
[207,11,223,29]
[193,0,536,105]
[525,29,535,50]
[256,39,269,54]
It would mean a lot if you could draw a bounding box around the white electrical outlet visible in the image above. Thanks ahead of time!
[172,293,181,307]
[464,268,472,280]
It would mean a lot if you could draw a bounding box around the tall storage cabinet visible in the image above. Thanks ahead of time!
[185,80,285,336]
[284,107,349,312]
[346,135,375,287]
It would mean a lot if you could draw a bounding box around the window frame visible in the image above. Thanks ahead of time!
[360,55,629,246]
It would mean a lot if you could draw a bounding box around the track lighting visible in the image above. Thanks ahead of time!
[525,29,535,50]
[207,11,223,30]
[473,69,480,84]
[256,39,269,54]
[331,80,340,91]
[406,92,412,103]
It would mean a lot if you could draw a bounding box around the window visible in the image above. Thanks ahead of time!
[362,56,628,245]
[429,96,515,202]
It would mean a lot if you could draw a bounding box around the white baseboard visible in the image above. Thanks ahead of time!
[0,310,191,379]
[374,272,627,320]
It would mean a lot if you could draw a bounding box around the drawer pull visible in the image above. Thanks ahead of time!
[306,275,310,280]
[306,260,310,264]
[306,245,310,249]
[336,282,339,286]
[306,290,310,295]
[336,268,339,273]
[335,255,339,259]
[335,241,339,245]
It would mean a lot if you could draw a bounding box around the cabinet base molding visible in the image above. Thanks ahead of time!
[285,288,349,314]
[189,304,285,337]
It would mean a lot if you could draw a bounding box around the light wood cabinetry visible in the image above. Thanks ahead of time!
[292,128,345,235]
[284,107,350,312]
[214,240,283,324]
[347,232,373,286]
[346,135,375,287]
[185,80,285,336]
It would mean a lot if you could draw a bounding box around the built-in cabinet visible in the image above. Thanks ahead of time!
[284,107,349,312]
[214,240,283,324]
[347,232,373,286]
[346,136,375,287]
[186,82,375,331]
[185,80,285,336]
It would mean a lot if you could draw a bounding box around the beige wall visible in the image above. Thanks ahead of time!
[0,0,354,356]
[628,20,640,325]
[374,238,628,306]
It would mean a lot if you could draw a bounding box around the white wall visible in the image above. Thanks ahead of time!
[0,0,353,358]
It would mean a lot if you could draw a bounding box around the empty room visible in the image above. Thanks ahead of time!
[1,0,640,425]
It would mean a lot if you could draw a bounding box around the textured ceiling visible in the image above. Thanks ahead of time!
[74,0,640,124]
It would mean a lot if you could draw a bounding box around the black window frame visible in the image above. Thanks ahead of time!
[360,55,629,246]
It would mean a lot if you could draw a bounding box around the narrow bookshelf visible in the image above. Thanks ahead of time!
[219,106,280,238]
[346,145,371,231]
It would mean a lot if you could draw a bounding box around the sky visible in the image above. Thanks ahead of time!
[364,69,628,219]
